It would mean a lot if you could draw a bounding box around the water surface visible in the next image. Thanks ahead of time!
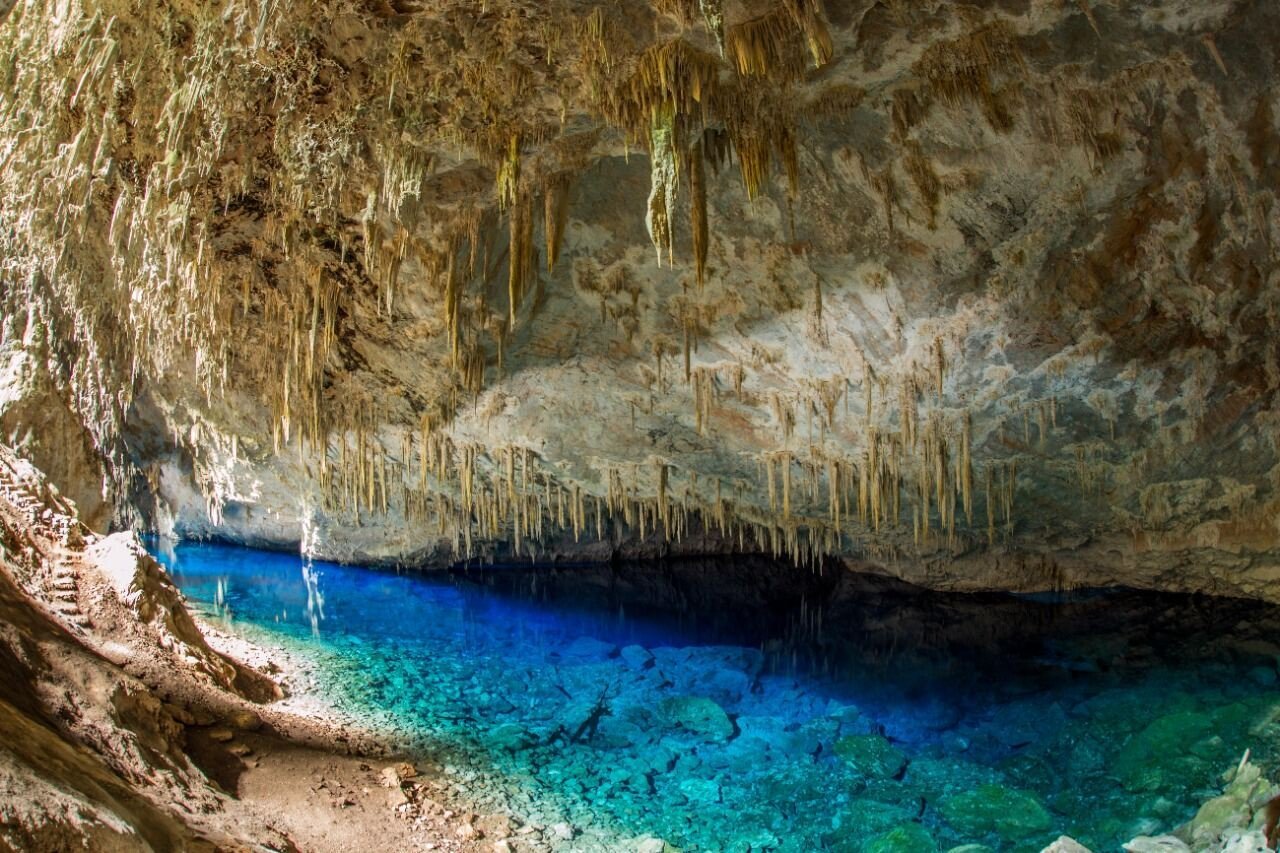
[153,541,1280,852]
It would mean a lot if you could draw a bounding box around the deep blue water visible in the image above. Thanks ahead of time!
[151,540,1280,852]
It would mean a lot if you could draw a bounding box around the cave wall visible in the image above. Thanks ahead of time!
[0,0,1277,597]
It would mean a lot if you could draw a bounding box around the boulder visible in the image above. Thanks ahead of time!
[939,783,1052,842]
[487,722,538,752]
[833,734,907,779]
[560,637,619,661]
[657,696,734,741]
[621,645,655,670]
[865,823,937,853]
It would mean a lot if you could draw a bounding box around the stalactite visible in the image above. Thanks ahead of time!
[543,175,571,272]
[689,139,708,288]
[646,106,678,265]
[959,412,973,525]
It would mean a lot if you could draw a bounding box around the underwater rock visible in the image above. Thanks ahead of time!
[487,723,539,753]
[734,715,787,750]
[676,777,721,805]
[865,823,937,853]
[560,637,619,661]
[690,666,752,705]
[1248,667,1277,687]
[823,799,920,850]
[621,645,656,670]
[657,696,734,741]
[905,757,1004,802]
[1040,838,1093,853]
[939,783,1052,842]
[1113,711,1217,792]
[833,734,907,780]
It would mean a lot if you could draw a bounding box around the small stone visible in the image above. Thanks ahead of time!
[227,742,252,757]
[1041,837,1093,853]
[636,837,668,853]
[207,727,234,743]
[227,709,262,731]
[456,822,480,841]
[493,842,513,853]
[551,822,575,841]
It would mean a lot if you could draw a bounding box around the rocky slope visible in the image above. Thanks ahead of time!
[0,444,283,849]
[0,444,538,852]
[0,0,1277,597]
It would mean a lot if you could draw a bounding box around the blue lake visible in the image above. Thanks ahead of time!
[151,540,1280,852]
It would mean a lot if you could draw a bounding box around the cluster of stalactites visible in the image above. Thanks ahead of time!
[582,0,834,285]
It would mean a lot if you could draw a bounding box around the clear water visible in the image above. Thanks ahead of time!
[151,540,1280,852]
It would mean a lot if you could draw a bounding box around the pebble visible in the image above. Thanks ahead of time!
[207,727,234,743]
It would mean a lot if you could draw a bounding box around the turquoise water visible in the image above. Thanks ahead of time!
[152,540,1280,852]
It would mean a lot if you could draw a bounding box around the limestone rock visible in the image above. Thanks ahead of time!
[1042,837,1094,853]
[657,696,734,742]
[865,823,937,853]
[939,784,1052,842]
[833,734,907,780]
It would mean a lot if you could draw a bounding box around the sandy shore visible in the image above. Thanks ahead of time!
[189,613,640,853]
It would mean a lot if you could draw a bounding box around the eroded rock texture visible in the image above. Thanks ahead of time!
[0,0,1277,596]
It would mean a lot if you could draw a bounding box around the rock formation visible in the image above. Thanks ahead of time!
[0,0,1277,598]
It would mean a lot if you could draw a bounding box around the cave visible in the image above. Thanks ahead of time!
[1,0,1279,850]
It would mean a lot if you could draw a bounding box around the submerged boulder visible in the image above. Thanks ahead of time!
[865,823,937,853]
[939,783,1052,842]
[834,734,907,779]
[657,696,734,741]
[1112,711,1217,793]
[823,800,920,851]
[487,722,538,753]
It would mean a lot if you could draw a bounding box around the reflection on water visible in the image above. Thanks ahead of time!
[152,541,1280,852]
[302,561,325,637]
